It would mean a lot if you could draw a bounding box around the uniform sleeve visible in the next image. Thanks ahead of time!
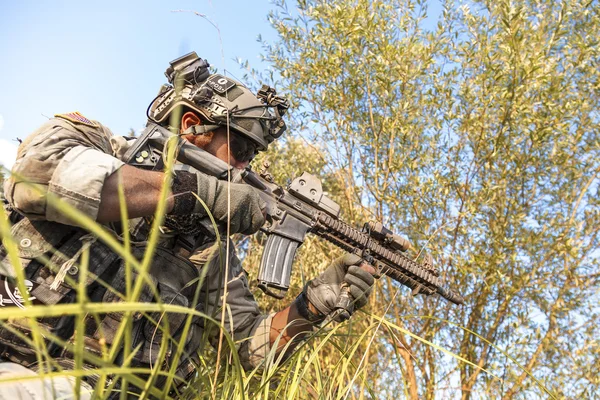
[188,240,275,370]
[4,118,124,225]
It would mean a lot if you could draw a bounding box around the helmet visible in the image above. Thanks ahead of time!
[148,52,289,151]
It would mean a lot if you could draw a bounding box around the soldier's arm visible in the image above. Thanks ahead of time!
[188,243,315,369]
[268,303,316,354]
[96,165,174,222]
[5,117,175,225]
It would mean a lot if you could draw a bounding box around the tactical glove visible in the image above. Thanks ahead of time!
[298,254,376,323]
[170,170,265,235]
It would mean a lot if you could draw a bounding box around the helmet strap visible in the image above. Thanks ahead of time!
[182,124,220,136]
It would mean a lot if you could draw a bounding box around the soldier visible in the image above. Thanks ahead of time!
[0,52,377,398]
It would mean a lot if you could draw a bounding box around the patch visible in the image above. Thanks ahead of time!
[55,111,98,127]
[205,74,236,94]
[0,278,43,308]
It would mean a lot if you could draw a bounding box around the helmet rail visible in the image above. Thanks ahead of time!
[147,52,288,151]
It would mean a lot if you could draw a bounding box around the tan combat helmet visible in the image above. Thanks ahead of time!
[148,52,289,151]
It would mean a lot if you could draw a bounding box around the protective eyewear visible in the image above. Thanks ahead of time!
[228,131,258,163]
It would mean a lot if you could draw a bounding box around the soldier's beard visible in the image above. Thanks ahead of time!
[181,131,214,148]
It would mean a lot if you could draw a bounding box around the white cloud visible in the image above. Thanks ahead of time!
[0,138,18,171]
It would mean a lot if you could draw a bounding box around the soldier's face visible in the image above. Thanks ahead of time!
[204,128,254,169]
[180,111,256,169]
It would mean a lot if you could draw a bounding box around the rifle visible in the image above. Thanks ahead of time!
[124,124,465,306]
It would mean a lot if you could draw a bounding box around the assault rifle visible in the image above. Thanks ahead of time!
[124,124,465,306]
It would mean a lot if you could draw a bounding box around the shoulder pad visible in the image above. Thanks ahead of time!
[54,111,99,128]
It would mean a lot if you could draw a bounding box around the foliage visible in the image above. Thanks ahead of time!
[0,1,598,399]
[258,0,600,398]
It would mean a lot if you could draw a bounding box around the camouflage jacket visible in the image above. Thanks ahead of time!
[1,113,272,381]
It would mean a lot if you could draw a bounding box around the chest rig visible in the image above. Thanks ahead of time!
[0,216,208,391]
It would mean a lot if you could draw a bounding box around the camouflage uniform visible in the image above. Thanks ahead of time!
[0,114,273,393]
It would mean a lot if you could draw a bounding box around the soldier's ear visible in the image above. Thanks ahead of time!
[180,111,214,148]
[180,112,202,131]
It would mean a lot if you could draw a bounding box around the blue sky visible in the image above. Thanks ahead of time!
[0,0,279,167]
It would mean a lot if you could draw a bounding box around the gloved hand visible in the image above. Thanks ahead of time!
[300,254,376,323]
[170,170,265,235]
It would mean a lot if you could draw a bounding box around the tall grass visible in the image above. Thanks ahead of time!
[0,144,556,399]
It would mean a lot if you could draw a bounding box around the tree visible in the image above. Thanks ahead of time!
[256,0,600,398]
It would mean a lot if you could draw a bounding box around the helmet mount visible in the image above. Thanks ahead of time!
[149,52,288,151]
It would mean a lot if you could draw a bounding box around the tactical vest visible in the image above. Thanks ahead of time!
[0,217,208,392]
